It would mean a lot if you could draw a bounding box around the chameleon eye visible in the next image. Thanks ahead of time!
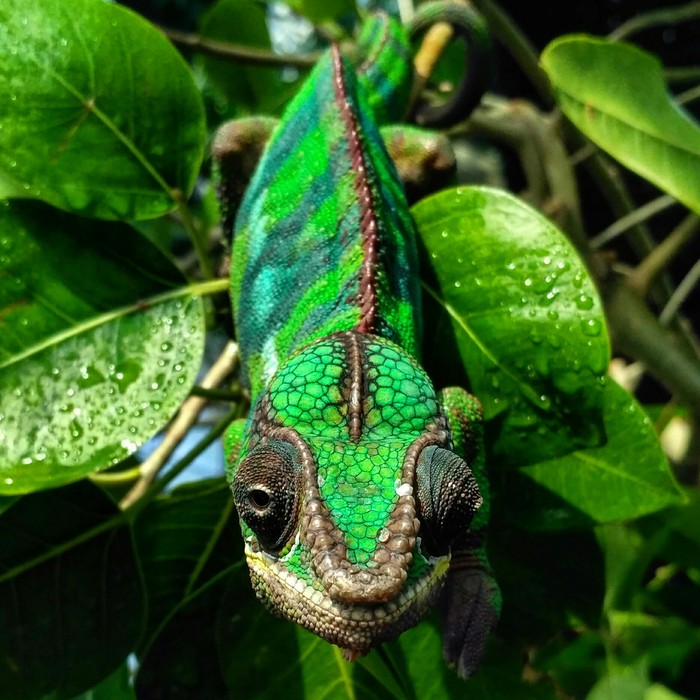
[232,442,301,553]
[414,445,482,555]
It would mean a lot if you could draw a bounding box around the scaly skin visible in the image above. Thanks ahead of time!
[221,5,499,678]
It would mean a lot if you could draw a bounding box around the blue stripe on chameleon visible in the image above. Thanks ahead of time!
[237,166,339,359]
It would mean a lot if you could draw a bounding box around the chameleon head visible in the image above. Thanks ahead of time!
[229,331,482,656]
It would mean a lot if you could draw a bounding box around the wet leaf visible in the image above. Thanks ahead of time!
[514,381,684,528]
[0,201,205,494]
[0,0,205,219]
[0,481,144,699]
[413,186,609,466]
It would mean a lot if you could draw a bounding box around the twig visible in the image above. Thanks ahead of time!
[120,341,240,509]
[159,26,319,68]
[678,84,700,105]
[590,195,677,249]
[606,280,700,415]
[608,1,700,41]
[666,66,700,83]
[660,257,700,326]
[470,0,552,103]
[627,213,700,296]
[175,197,215,280]
[190,385,243,401]
[89,466,142,487]
[461,97,588,261]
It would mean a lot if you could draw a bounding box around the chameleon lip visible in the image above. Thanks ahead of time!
[244,541,450,653]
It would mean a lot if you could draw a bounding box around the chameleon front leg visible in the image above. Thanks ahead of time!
[437,387,501,678]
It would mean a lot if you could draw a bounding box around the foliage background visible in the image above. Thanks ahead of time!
[0,0,699,698]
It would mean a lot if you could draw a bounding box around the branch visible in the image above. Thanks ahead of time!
[120,341,240,509]
[470,0,552,103]
[159,26,319,68]
[590,195,676,249]
[627,213,700,296]
[608,1,700,41]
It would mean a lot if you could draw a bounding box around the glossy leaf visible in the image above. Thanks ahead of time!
[134,479,240,650]
[68,664,137,700]
[542,36,700,215]
[0,481,145,699]
[413,186,609,466]
[0,0,205,219]
[514,381,684,528]
[0,202,205,494]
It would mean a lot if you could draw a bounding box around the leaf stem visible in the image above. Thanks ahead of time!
[185,498,235,595]
[89,466,142,486]
[0,512,120,583]
[659,255,700,326]
[0,409,239,583]
[158,25,319,68]
[175,197,215,280]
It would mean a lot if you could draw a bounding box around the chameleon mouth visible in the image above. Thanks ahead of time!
[244,542,450,654]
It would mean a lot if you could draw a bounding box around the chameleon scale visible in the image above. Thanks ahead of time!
[224,9,498,676]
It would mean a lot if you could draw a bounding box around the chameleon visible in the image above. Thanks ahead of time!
[218,1,500,679]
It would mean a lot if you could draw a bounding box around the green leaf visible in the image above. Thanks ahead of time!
[217,568,401,699]
[284,0,355,22]
[0,201,205,494]
[541,36,700,215]
[390,622,558,699]
[608,611,700,678]
[646,685,691,700]
[134,479,240,650]
[136,561,237,699]
[413,186,609,466]
[587,660,650,700]
[490,526,604,643]
[199,0,297,117]
[0,0,205,220]
[68,664,136,700]
[0,481,145,700]
[514,381,684,528]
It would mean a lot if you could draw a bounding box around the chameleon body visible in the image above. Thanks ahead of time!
[223,8,499,678]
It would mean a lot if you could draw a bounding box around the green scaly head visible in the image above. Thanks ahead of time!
[228,331,482,656]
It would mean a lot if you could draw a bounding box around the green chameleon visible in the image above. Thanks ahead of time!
[217,2,500,679]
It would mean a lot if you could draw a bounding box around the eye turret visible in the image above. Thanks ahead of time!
[415,445,482,555]
[232,441,301,553]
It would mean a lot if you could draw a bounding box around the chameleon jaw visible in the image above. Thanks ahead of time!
[244,541,450,655]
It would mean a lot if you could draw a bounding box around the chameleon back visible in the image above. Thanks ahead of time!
[230,16,421,399]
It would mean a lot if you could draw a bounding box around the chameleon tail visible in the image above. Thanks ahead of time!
[409,0,494,127]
